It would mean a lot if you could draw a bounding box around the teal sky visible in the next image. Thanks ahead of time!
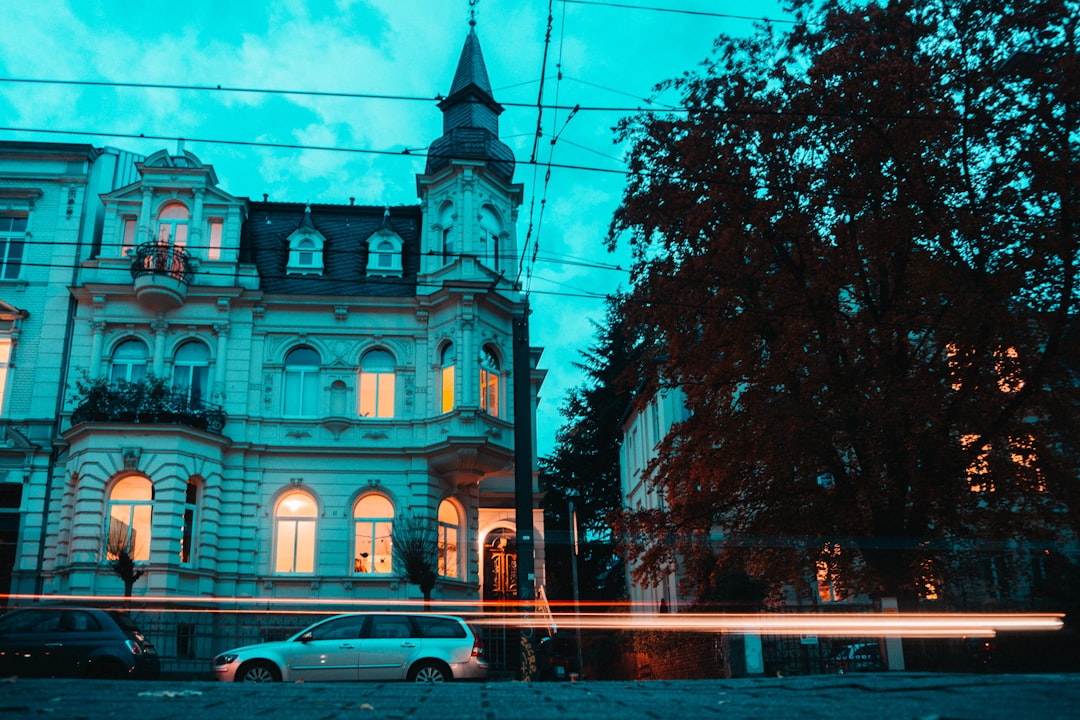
[1,0,786,456]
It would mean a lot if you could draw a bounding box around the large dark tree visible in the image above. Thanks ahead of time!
[541,296,636,606]
[609,0,1079,605]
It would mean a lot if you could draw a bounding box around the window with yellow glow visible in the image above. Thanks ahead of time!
[207,219,223,260]
[440,343,455,413]
[274,491,317,573]
[816,543,844,602]
[358,349,395,418]
[479,345,500,417]
[156,202,189,247]
[0,338,10,416]
[353,494,394,574]
[438,500,460,578]
[106,475,154,562]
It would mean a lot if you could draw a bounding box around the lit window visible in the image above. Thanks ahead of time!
[106,475,153,562]
[0,338,10,416]
[963,433,994,492]
[110,339,148,384]
[121,217,137,258]
[479,345,500,417]
[358,349,395,418]
[479,206,501,271]
[283,347,321,417]
[353,494,394,575]
[438,500,460,579]
[207,219,223,260]
[172,341,210,403]
[0,214,27,280]
[156,203,189,248]
[816,543,844,602]
[1010,433,1045,492]
[274,491,317,573]
[180,480,198,565]
[440,343,455,413]
[995,346,1024,393]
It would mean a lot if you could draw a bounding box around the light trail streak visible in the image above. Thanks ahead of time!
[2,594,1062,639]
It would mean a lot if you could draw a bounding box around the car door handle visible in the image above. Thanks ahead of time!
[45,643,63,647]
[338,643,356,649]
[400,642,416,648]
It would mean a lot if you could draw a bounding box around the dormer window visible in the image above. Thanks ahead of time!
[156,203,189,248]
[365,209,403,277]
[285,208,325,275]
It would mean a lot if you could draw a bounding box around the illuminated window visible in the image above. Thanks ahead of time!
[995,346,1024,393]
[353,494,393,575]
[440,343,455,413]
[156,203,189,248]
[180,480,198,565]
[172,341,210,403]
[121,216,137,257]
[962,433,993,492]
[283,347,321,417]
[358,349,395,418]
[479,206,501,270]
[0,214,27,280]
[106,475,153,562]
[0,338,10,416]
[110,339,148,384]
[438,500,460,578]
[274,491,317,573]
[1010,433,1045,492]
[816,543,844,603]
[479,345,500,417]
[207,219,223,260]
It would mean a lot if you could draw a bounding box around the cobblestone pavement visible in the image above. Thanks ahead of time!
[1,673,1077,720]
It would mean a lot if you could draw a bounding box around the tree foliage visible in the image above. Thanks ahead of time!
[541,296,637,605]
[609,0,1079,604]
[106,526,146,599]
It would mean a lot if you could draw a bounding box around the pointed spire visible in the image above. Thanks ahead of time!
[300,204,315,228]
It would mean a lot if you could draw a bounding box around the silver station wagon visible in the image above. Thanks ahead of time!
[212,612,488,683]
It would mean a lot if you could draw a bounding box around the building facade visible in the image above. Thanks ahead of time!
[2,28,545,664]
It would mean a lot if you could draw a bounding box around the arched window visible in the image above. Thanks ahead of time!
[156,203,189,248]
[439,202,455,264]
[285,211,326,275]
[106,475,153,562]
[353,494,393,575]
[479,345,500,417]
[110,339,148,384]
[283,347,321,417]
[479,206,501,270]
[172,341,210,403]
[358,349,395,418]
[274,491,317,573]
[438,500,460,579]
[439,343,456,413]
[180,479,198,565]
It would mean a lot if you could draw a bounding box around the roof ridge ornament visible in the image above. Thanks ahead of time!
[469,0,478,28]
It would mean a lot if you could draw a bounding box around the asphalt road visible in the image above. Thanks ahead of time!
[1,673,1076,720]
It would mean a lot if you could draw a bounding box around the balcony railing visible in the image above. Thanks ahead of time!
[130,242,195,284]
[70,382,225,435]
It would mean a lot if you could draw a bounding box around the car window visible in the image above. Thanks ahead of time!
[367,615,414,639]
[59,610,102,632]
[0,609,63,633]
[308,615,366,641]
[413,616,466,639]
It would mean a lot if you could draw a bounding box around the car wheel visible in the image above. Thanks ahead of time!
[409,661,450,683]
[238,660,280,682]
[87,659,126,679]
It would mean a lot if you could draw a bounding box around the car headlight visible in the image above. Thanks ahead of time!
[213,654,239,666]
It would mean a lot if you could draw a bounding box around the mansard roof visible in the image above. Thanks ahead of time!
[242,202,422,297]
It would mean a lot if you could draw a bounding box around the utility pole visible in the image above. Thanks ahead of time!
[512,308,536,678]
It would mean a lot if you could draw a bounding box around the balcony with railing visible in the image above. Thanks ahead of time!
[130,242,196,311]
[69,378,226,435]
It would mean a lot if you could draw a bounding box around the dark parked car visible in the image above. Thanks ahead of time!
[0,606,160,679]
[826,642,882,673]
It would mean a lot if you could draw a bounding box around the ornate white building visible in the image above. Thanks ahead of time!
[1,27,545,666]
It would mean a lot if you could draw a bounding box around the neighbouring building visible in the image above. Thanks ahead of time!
[1,25,546,674]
